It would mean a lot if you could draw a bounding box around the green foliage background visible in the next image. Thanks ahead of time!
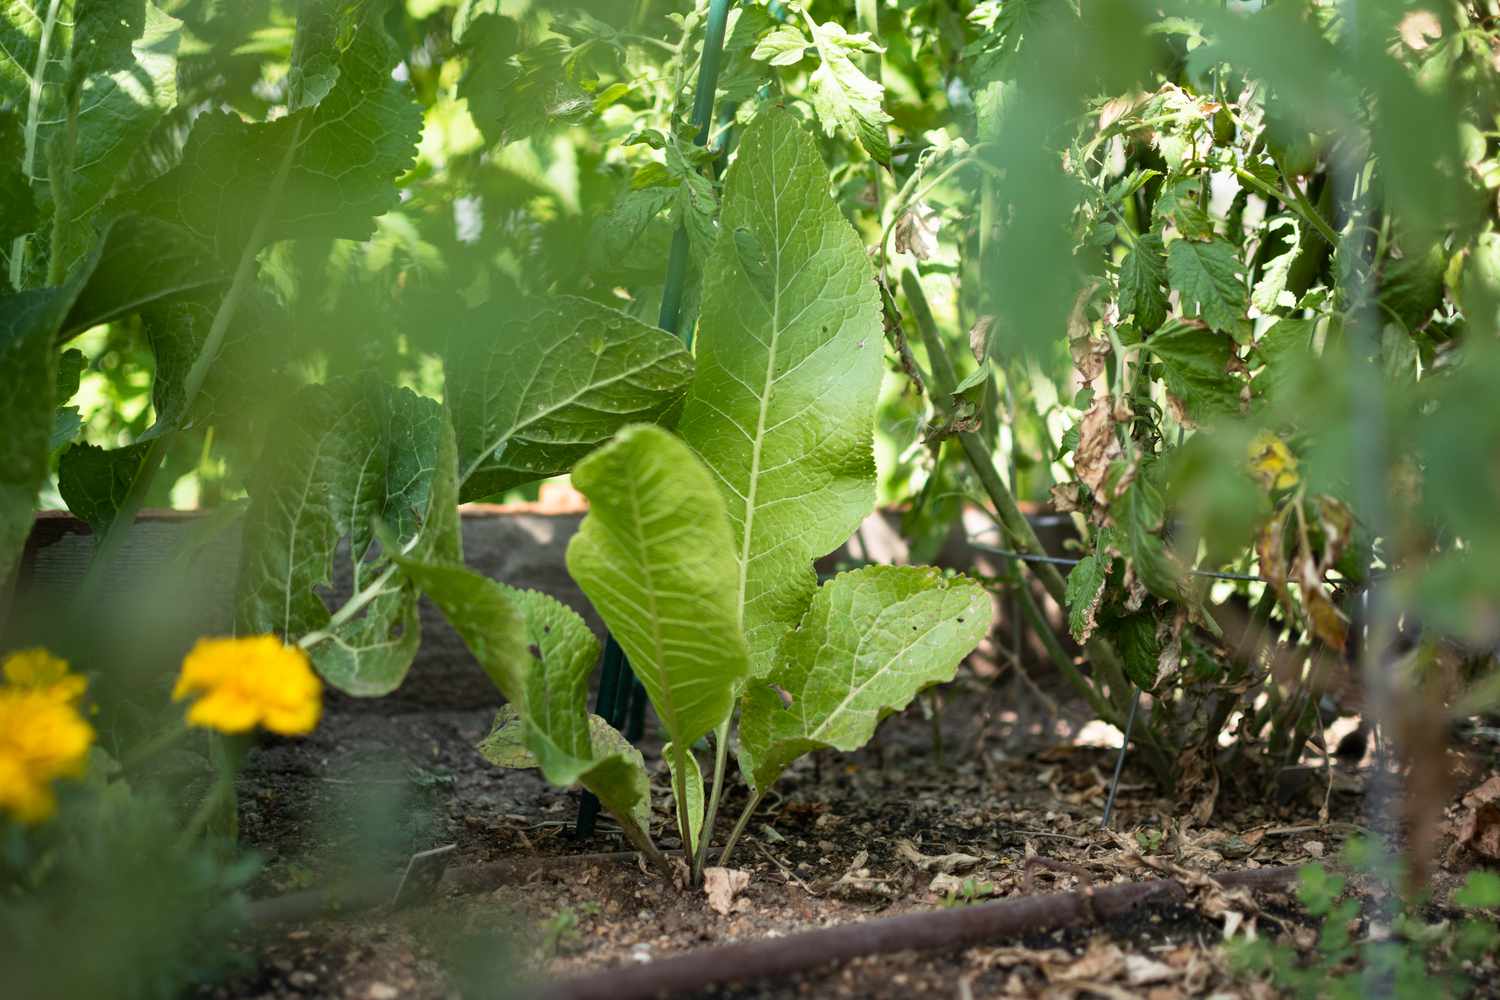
[4,0,1500,796]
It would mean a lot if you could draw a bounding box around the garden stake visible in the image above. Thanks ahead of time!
[577,0,736,846]
[1100,686,1141,829]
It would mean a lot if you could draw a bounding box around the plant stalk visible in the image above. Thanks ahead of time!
[899,268,1138,715]
[693,718,732,877]
[716,788,766,868]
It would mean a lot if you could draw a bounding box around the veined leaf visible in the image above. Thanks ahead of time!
[1167,236,1246,333]
[738,566,991,796]
[1064,553,1109,643]
[804,19,892,164]
[1117,232,1168,331]
[235,379,456,695]
[384,554,529,706]
[447,295,694,501]
[404,550,654,841]
[60,215,224,339]
[567,425,750,752]
[677,108,884,677]
[117,1,420,262]
[1102,459,1183,605]
[1142,319,1244,424]
[457,14,591,147]
[480,709,653,840]
[1,1,182,282]
[0,239,97,587]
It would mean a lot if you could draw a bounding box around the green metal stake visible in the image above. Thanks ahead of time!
[578,0,737,840]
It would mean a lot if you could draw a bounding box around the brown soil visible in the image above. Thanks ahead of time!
[199,663,1500,1000]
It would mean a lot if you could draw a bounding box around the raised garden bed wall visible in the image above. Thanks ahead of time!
[17,504,1069,712]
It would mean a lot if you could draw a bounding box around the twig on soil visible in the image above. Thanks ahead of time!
[753,840,821,897]
[533,865,1303,1000]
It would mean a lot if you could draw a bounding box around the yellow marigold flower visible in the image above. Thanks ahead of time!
[173,636,322,735]
[3,648,87,703]
[0,688,95,824]
[1249,431,1300,491]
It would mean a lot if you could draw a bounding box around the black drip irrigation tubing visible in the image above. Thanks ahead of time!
[532,865,1302,1000]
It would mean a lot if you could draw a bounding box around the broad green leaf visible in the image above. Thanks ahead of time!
[663,741,705,854]
[117,2,420,262]
[0,289,68,585]
[1117,232,1168,332]
[677,108,884,677]
[0,239,96,586]
[447,294,694,501]
[738,565,991,796]
[0,110,37,247]
[567,424,750,751]
[235,379,456,695]
[1064,553,1109,643]
[1167,235,1246,333]
[1141,320,1244,424]
[752,26,808,67]
[1379,242,1445,333]
[719,3,778,104]
[53,3,182,275]
[135,285,285,431]
[456,14,591,147]
[1,1,182,282]
[60,215,224,339]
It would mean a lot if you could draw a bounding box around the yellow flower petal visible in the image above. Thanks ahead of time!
[0,688,94,825]
[174,636,323,736]
[3,648,86,703]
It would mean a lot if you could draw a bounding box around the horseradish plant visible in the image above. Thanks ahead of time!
[403,111,991,881]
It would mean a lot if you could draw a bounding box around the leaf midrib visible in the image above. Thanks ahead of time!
[736,133,783,629]
[9,0,66,289]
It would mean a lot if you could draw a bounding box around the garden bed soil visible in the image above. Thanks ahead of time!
[21,510,1499,998]
[201,671,1500,1000]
